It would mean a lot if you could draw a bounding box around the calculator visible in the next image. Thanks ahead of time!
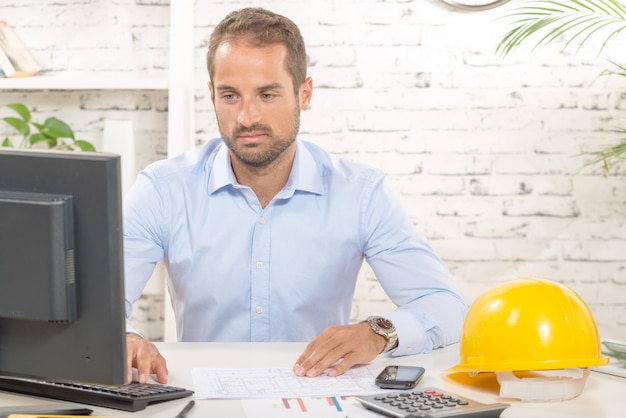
[356,387,509,417]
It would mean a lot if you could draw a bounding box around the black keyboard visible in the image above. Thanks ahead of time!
[0,377,194,412]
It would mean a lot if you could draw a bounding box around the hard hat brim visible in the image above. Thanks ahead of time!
[444,356,609,373]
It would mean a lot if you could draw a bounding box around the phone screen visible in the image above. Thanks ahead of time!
[395,366,423,381]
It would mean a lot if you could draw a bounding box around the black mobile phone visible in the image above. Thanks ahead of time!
[375,365,425,390]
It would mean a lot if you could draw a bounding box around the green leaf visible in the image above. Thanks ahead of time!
[6,103,31,122]
[495,0,626,176]
[2,116,30,137]
[41,117,75,139]
[31,121,44,133]
[600,59,626,77]
[75,139,96,152]
[576,131,626,176]
[29,133,54,147]
[496,0,626,57]
[47,137,59,148]
[3,103,94,153]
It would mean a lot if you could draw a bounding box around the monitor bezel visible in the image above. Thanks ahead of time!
[0,148,127,385]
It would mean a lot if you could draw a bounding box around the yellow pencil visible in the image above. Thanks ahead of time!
[7,415,124,418]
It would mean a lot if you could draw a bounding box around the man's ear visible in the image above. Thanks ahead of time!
[299,77,313,110]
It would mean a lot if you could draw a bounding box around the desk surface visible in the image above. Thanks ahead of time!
[0,342,624,417]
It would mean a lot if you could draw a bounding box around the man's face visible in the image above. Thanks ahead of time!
[209,40,312,168]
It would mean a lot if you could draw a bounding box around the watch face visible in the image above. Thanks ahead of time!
[439,0,511,10]
[375,317,394,330]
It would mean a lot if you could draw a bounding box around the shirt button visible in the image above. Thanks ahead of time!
[259,216,265,224]
[256,261,264,269]
[405,346,413,353]
[255,306,264,314]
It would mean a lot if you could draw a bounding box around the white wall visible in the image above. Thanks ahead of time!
[1,0,625,342]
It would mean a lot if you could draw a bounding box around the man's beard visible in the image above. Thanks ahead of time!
[220,106,300,168]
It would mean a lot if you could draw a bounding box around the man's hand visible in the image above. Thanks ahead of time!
[126,332,169,384]
[292,322,386,378]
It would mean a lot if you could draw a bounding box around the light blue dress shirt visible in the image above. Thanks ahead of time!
[124,138,467,356]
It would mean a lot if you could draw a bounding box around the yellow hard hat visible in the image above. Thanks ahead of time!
[447,278,608,373]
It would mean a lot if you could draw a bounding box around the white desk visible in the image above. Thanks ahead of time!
[0,342,624,417]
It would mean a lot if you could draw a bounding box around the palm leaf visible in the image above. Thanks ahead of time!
[578,133,626,176]
[599,59,626,76]
[496,0,626,57]
[497,1,626,175]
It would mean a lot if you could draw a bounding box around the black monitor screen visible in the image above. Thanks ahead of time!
[0,148,126,385]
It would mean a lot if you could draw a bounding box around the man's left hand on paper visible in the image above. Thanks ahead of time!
[293,322,386,378]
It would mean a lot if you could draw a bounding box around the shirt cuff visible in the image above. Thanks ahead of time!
[125,319,145,338]
[378,310,432,356]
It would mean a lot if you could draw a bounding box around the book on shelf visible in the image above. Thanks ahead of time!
[0,19,41,78]
[0,42,15,77]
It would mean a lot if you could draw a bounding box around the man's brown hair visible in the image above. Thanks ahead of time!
[207,7,307,93]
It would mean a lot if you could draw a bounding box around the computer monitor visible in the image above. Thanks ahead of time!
[0,148,127,385]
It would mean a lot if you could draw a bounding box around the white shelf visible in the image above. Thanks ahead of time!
[0,71,169,90]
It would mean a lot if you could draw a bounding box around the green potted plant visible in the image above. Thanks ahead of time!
[496,0,626,175]
[1,103,95,151]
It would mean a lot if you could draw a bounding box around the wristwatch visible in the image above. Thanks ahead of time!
[363,316,398,353]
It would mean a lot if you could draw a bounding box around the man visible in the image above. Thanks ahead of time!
[124,7,467,385]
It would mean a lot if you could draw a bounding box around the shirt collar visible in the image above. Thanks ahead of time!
[208,143,237,194]
[208,140,324,196]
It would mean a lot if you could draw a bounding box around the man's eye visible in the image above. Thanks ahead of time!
[261,93,276,100]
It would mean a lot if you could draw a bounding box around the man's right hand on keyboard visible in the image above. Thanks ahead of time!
[126,332,168,384]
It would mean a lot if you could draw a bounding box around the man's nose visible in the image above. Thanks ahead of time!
[237,99,261,127]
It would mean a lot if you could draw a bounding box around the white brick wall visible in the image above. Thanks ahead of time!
[2,0,625,342]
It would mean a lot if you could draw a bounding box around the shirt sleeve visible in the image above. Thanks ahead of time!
[122,170,168,330]
[360,174,468,356]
